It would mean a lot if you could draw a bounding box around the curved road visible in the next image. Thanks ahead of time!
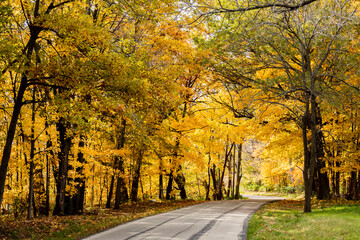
[84,195,283,240]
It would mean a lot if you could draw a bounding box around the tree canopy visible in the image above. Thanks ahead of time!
[0,0,359,218]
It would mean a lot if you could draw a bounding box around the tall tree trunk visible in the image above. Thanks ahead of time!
[45,128,52,216]
[210,164,218,200]
[53,118,72,216]
[159,161,164,199]
[227,154,232,198]
[166,171,174,200]
[204,154,211,201]
[232,145,236,199]
[27,89,36,220]
[335,161,340,196]
[304,93,317,212]
[130,151,143,202]
[235,143,243,199]
[68,136,86,215]
[314,104,330,200]
[106,176,115,208]
[114,118,128,209]
[0,21,42,210]
[174,167,187,200]
[302,92,312,212]
[347,171,357,200]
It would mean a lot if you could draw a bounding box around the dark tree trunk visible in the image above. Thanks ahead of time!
[0,76,28,209]
[27,161,35,219]
[66,136,86,215]
[347,171,357,200]
[166,171,174,200]
[226,154,232,199]
[53,117,72,216]
[27,89,36,220]
[130,151,143,202]
[114,159,128,208]
[235,143,243,199]
[314,104,330,200]
[0,19,42,209]
[302,92,313,213]
[210,165,218,200]
[106,176,115,208]
[114,118,128,209]
[159,173,164,200]
[174,169,187,199]
[45,151,50,216]
[335,162,340,196]
[204,153,211,201]
[45,132,52,216]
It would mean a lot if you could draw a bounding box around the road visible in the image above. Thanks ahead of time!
[83,195,284,240]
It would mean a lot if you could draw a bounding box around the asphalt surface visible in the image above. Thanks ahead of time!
[83,195,284,240]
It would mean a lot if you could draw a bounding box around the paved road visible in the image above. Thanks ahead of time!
[84,195,284,240]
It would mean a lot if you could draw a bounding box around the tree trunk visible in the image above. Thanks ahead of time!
[335,162,340,196]
[235,143,243,199]
[227,154,232,198]
[347,171,357,200]
[53,118,72,216]
[0,19,42,209]
[159,173,164,200]
[106,176,115,208]
[45,132,52,216]
[302,94,312,212]
[114,118,128,209]
[27,89,36,220]
[174,169,187,199]
[130,151,143,202]
[210,164,218,200]
[314,104,330,200]
[68,136,86,215]
[166,171,174,200]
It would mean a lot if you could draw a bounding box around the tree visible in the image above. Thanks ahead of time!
[200,0,359,211]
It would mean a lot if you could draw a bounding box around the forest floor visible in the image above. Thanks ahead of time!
[247,198,360,240]
[0,200,202,240]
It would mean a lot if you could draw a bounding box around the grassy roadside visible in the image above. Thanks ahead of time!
[0,200,202,240]
[248,199,360,240]
[243,190,304,200]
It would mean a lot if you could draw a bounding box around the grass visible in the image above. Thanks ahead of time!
[243,190,304,200]
[248,199,360,240]
[0,200,202,240]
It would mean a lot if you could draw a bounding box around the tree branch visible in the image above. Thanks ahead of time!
[197,0,318,16]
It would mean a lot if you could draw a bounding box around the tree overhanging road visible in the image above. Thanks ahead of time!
[84,195,284,240]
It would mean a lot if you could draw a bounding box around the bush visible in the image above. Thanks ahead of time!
[13,196,27,218]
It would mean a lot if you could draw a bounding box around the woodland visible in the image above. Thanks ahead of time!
[0,0,359,222]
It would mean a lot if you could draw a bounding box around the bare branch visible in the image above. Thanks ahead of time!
[196,0,317,16]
